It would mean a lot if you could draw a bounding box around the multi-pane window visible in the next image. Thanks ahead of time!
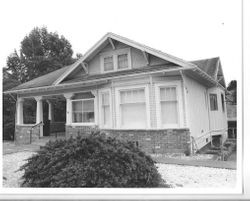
[120,88,146,128]
[101,92,111,127]
[118,54,128,69]
[101,48,130,72]
[160,87,178,126]
[72,95,95,123]
[221,93,225,112]
[103,56,114,71]
[209,94,218,111]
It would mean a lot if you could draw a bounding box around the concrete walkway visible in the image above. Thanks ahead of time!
[153,157,236,170]
[3,142,40,155]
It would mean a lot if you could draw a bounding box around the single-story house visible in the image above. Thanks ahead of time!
[4,32,228,154]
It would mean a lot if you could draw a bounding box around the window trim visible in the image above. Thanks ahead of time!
[100,48,132,73]
[115,84,150,129]
[98,88,112,129]
[155,81,184,129]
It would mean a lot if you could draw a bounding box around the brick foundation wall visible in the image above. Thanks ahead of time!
[50,122,65,133]
[65,125,99,138]
[15,125,40,144]
[65,125,190,154]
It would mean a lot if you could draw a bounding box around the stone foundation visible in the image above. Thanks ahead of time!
[15,125,40,144]
[65,125,190,154]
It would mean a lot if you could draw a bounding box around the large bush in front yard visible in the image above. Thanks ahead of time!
[20,132,165,187]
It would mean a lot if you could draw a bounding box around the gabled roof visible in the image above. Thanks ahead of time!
[192,57,219,78]
[191,57,226,87]
[53,32,197,85]
[4,33,226,94]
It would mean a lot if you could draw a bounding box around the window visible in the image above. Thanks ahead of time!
[101,48,131,73]
[160,87,178,126]
[72,92,95,123]
[209,94,218,111]
[103,56,114,71]
[100,92,111,127]
[119,88,146,128]
[118,54,128,69]
[221,93,225,112]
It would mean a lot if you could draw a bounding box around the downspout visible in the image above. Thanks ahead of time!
[149,75,153,129]
[205,88,212,146]
[180,70,192,154]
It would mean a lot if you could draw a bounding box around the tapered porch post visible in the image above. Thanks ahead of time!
[16,97,24,125]
[35,96,43,137]
[64,93,73,125]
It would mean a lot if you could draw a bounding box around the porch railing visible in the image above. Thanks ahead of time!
[29,121,44,144]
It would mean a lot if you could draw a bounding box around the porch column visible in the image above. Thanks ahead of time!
[35,96,43,124]
[35,96,43,137]
[91,90,98,125]
[64,93,73,125]
[46,100,54,122]
[16,97,24,125]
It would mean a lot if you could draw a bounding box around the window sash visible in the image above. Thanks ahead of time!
[209,94,218,111]
[119,88,146,128]
[159,86,179,127]
[103,56,114,71]
[221,94,225,112]
[118,54,128,69]
[72,99,95,123]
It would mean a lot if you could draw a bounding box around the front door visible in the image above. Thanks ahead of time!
[43,119,50,136]
[43,101,50,136]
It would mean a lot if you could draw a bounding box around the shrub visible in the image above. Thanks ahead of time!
[20,131,166,187]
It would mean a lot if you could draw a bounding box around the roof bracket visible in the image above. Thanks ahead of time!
[108,37,115,50]
[80,62,89,74]
[142,51,149,65]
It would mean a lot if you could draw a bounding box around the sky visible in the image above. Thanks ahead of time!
[0,0,241,85]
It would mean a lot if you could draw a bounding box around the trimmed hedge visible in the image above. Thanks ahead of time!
[20,132,166,187]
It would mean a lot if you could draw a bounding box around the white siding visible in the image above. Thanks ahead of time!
[184,75,210,148]
[207,87,228,137]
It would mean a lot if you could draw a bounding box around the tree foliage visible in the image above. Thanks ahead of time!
[6,27,75,82]
[20,132,166,187]
[3,69,20,140]
[227,80,237,104]
[3,27,76,140]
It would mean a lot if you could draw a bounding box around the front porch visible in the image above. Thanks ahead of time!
[15,94,67,144]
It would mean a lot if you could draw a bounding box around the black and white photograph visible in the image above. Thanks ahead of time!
[0,0,248,200]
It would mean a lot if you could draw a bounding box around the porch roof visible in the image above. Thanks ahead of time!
[8,65,72,91]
